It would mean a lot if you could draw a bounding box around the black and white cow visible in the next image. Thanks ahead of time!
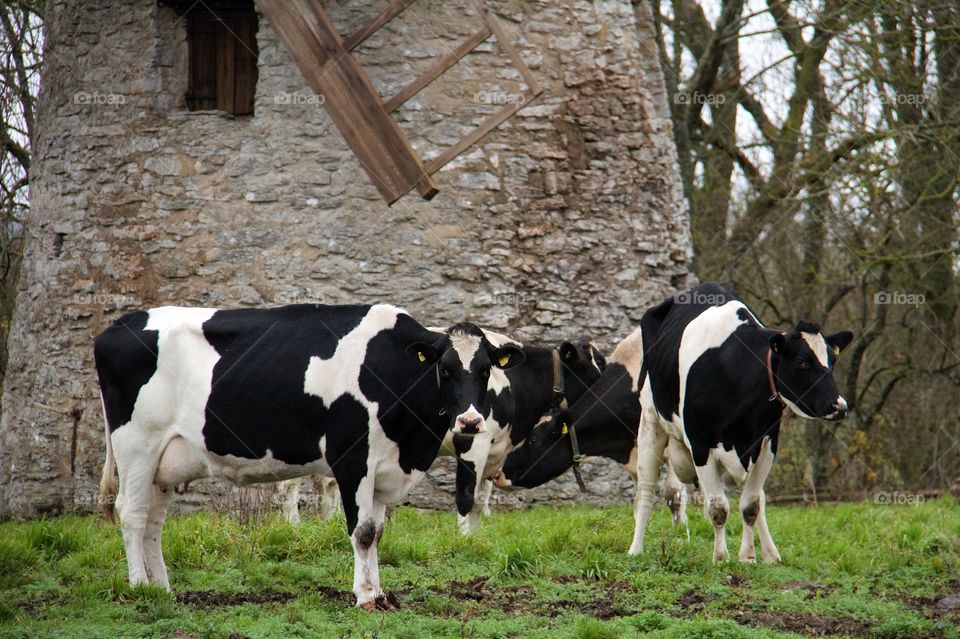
[492,329,688,526]
[274,332,606,534]
[629,283,853,563]
[95,304,523,609]
[440,332,606,533]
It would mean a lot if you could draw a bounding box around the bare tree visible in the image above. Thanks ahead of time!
[648,0,960,493]
[0,1,41,388]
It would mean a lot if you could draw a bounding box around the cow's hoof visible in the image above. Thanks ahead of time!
[712,550,730,563]
[375,593,400,611]
[762,553,782,565]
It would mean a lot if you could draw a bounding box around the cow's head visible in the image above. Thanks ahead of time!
[558,341,606,406]
[408,322,524,434]
[492,410,575,490]
[769,322,853,421]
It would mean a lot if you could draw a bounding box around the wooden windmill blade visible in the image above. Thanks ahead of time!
[257,0,438,204]
[257,0,542,205]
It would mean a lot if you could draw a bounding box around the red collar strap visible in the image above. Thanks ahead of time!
[767,335,786,405]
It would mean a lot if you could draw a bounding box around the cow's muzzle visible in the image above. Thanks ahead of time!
[491,469,511,489]
[453,407,485,434]
[823,396,848,421]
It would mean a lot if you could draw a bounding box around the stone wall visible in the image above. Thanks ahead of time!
[0,0,692,518]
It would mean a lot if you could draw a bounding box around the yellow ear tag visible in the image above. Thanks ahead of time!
[498,355,510,367]
[832,345,840,356]
[565,351,573,359]
[561,422,569,435]
[418,351,426,363]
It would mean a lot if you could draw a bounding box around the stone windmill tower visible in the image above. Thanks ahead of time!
[0,0,692,517]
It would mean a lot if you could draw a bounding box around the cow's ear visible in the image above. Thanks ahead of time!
[591,346,607,371]
[559,341,580,364]
[491,344,525,370]
[407,342,440,365]
[769,332,786,353]
[825,331,854,355]
[556,410,574,439]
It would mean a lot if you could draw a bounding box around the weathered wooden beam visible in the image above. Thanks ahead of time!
[419,2,542,175]
[257,0,437,204]
[343,0,416,52]
[384,26,492,113]
[472,0,542,96]
[425,88,537,175]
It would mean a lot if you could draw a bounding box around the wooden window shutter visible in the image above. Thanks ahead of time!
[184,7,259,116]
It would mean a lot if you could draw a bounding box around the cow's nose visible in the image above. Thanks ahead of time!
[457,416,483,434]
[826,396,848,421]
[492,470,510,488]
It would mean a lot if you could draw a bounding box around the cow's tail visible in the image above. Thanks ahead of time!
[98,392,118,522]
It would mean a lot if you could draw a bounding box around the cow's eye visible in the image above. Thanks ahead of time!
[439,366,452,378]
[795,357,810,369]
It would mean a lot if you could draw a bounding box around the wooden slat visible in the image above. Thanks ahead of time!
[232,17,258,115]
[257,0,437,203]
[471,0,542,96]
[217,20,237,114]
[425,88,536,175]
[421,3,543,175]
[343,0,415,52]
[383,26,491,113]
[187,18,219,110]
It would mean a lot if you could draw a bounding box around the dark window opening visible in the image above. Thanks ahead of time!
[164,1,259,115]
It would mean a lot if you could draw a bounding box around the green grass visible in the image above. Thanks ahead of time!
[1,498,958,638]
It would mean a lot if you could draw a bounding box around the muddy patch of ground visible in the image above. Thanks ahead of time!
[901,582,960,623]
[176,586,352,609]
[732,609,873,637]
[433,576,639,619]
[675,588,715,612]
[17,592,65,613]
[438,577,538,615]
[778,581,831,600]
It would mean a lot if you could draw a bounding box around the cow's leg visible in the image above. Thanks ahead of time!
[457,510,480,535]
[480,479,494,516]
[456,483,482,536]
[278,478,302,525]
[142,484,175,588]
[740,438,779,563]
[664,458,688,529]
[455,434,491,535]
[114,447,157,586]
[664,459,690,542]
[696,457,730,563]
[737,499,757,563]
[338,472,388,610]
[328,431,386,609]
[366,500,388,605]
[318,476,341,520]
[755,496,780,564]
[628,414,668,555]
